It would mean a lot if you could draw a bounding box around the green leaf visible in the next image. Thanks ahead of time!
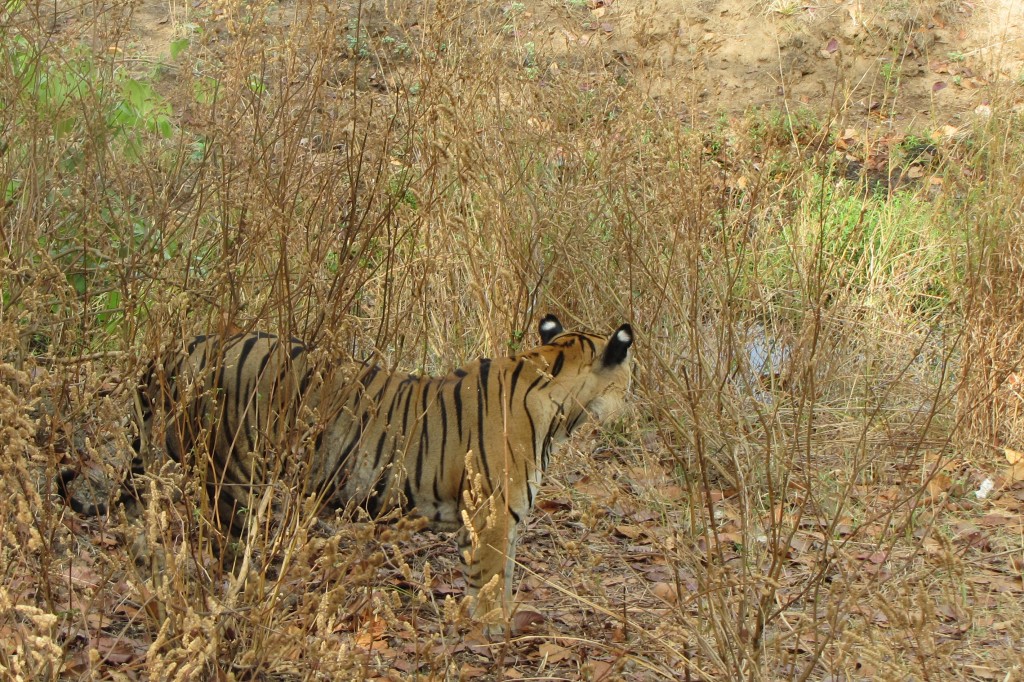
[69,273,87,295]
[247,74,266,94]
[122,78,152,111]
[156,117,173,139]
[193,77,220,105]
[4,178,22,203]
[3,0,26,18]
[170,37,189,59]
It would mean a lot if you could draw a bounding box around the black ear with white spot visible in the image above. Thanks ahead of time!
[539,314,564,345]
[601,324,633,366]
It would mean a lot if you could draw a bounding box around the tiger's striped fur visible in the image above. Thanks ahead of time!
[60,315,634,621]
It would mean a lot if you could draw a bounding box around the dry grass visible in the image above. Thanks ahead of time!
[2,0,1024,679]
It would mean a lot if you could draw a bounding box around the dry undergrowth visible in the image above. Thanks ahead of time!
[2,0,1024,679]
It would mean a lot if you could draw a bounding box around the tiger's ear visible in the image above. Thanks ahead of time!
[601,324,634,366]
[538,315,564,344]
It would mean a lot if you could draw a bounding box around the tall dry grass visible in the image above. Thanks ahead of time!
[2,0,1023,678]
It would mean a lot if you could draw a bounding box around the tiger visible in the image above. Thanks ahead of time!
[59,314,634,624]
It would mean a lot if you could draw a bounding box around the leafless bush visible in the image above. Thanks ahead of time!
[2,0,1023,678]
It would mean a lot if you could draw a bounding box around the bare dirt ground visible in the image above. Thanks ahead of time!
[580,0,1024,125]
[116,0,1024,128]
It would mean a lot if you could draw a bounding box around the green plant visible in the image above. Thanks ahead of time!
[345,18,371,58]
[501,2,527,34]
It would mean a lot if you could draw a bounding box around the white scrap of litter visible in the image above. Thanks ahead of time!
[975,478,995,499]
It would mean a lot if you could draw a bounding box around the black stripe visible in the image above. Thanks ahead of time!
[526,407,537,467]
[248,337,280,454]
[478,359,491,410]
[550,351,565,377]
[453,368,468,378]
[186,335,208,354]
[361,363,381,388]
[372,431,388,469]
[525,371,547,394]
[325,411,370,502]
[438,382,449,480]
[232,336,261,451]
[415,383,430,489]
[255,341,275,381]
[268,340,295,434]
[567,408,587,434]
[472,360,491,497]
[235,335,259,385]
[580,335,596,356]
[543,406,563,470]
[367,472,389,518]
[453,378,464,438]
[372,374,393,413]
[385,386,400,425]
[456,469,466,516]
[401,380,415,436]
[521,369,546,469]
[299,366,315,397]
[402,478,416,513]
[214,344,232,444]
[508,359,525,402]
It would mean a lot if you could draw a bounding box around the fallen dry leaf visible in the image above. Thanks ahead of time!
[926,471,951,498]
[536,497,572,513]
[1004,460,1024,485]
[979,513,1017,527]
[584,659,617,680]
[459,665,488,679]
[539,642,574,664]
[91,635,139,664]
[614,524,643,539]
[652,582,678,604]
[355,616,388,650]
[511,608,546,635]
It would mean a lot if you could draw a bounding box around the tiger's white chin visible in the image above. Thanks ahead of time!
[587,394,627,424]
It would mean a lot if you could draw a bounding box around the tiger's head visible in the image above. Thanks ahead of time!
[521,314,635,443]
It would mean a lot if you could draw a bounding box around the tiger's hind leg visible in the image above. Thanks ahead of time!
[457,500,520,634]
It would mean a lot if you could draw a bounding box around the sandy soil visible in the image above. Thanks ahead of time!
[78,0,1024,130]
[578,0,1024,125]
